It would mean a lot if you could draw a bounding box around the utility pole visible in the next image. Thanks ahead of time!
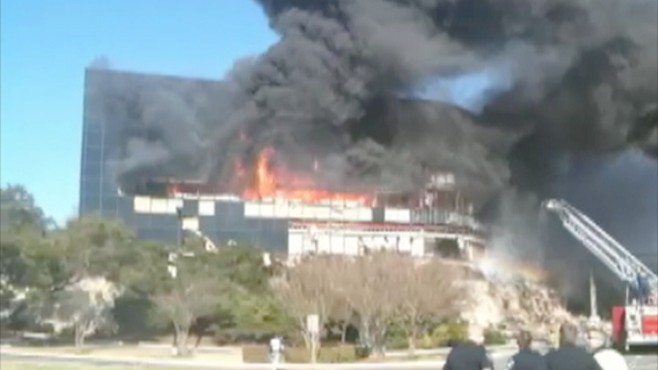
[169,206,185,356]
[589,272,600,326]
[176,206,183,248]
[168,206,184,279]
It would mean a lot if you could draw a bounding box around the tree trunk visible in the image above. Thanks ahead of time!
[407,336,416,355]
[407,315,418,356]
[370,319,387,357]
[194,332,203,348]
[360,320,372,350]
[176,328,189,356]
[407,327,418,356]
[173,324,190,357]
[74,323,86,350]
[340,322,348,344]
[360,318,387,357]
[310,334,319,363]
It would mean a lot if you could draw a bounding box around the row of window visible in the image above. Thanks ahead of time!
[136,228,288,251]
[81,198,288,232]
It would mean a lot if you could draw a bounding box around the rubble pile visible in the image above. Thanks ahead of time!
[461,265,576,341]
[492,278,574,338]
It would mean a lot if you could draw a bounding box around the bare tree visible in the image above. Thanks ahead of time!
[394,258,468,355]
[272,252,469,358]
[153,279,227,356]
[149,239,233,356]
[336,251,403,356]
[328,294,354,344]
[271,255,343,362]
[49,278,119,349]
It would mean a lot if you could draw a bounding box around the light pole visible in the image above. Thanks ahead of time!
[170,205,185,355]
[168,206,184,280]
[176,206,183,248]
[589,272,600,326]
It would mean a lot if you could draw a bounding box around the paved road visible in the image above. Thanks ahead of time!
[2,349,657,369]
[491,351,658,370]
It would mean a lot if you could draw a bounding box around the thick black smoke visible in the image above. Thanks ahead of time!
[95,0,657,310]
[106,0,656,213]
[250,0,657,185]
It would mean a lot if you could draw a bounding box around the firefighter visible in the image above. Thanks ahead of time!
[637,275,651,304]
[587,330,629,370]
[505,330,546,370]
[544,323,602,370]
[442,328,494,370]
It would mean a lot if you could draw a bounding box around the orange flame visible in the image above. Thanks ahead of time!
[242,147,373,205]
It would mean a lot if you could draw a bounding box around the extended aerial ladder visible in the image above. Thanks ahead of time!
[542,199,658,350]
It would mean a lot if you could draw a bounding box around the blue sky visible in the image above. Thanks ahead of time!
[1,1,278,224]
[0,1,499,225]
[408,67,511,114]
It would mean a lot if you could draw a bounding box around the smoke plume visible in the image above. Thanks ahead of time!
[90,0,657,307]
[100,0,656,207]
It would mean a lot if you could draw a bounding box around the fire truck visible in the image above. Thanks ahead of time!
[543,199,658,351]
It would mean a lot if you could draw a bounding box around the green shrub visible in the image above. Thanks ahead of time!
[319,345,357,363]
[385,322,409,350]
[242,344,357,363]
[285,344,357,363]
[417,334,436,349]
[242,344,269,363]
[282,347,309,363]
[214,329,272,345]
[431,319,468,347]
[354,342,371,359]
[484,328,507,345]
[112,293,157,339]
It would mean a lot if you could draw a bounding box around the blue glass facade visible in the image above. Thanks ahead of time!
[79,69,288,252]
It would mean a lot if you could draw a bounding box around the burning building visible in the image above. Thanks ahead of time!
[80,68,487,260]
[80,0,657,272]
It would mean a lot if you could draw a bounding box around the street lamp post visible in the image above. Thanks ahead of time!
[168,206,184,280]
[176,206,183,248]
[170,205,184,356]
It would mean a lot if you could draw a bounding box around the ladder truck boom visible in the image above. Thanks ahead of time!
[542,199,658,288]
[542,198,658,350]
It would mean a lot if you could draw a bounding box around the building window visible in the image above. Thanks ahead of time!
[199,200,215,216]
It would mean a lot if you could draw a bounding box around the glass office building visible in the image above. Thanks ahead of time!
[78,68,489,259]
[79,68,288,252]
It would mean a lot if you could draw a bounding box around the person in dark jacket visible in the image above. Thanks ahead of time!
[544,323,602,370]
[506,330,547,370]
[443,329,494,370]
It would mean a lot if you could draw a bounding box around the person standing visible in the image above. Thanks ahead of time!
[268,336,285,367]
[544,323,602,370]
[506,330,547,370]
[443,328,494,370]
[587,330,629,370]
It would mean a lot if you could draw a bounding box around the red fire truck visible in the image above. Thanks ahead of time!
[544,199,658,351]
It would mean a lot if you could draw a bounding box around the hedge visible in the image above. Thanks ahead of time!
[242,344,358,363]
[431,319,468,347]
[483,328,507,345]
